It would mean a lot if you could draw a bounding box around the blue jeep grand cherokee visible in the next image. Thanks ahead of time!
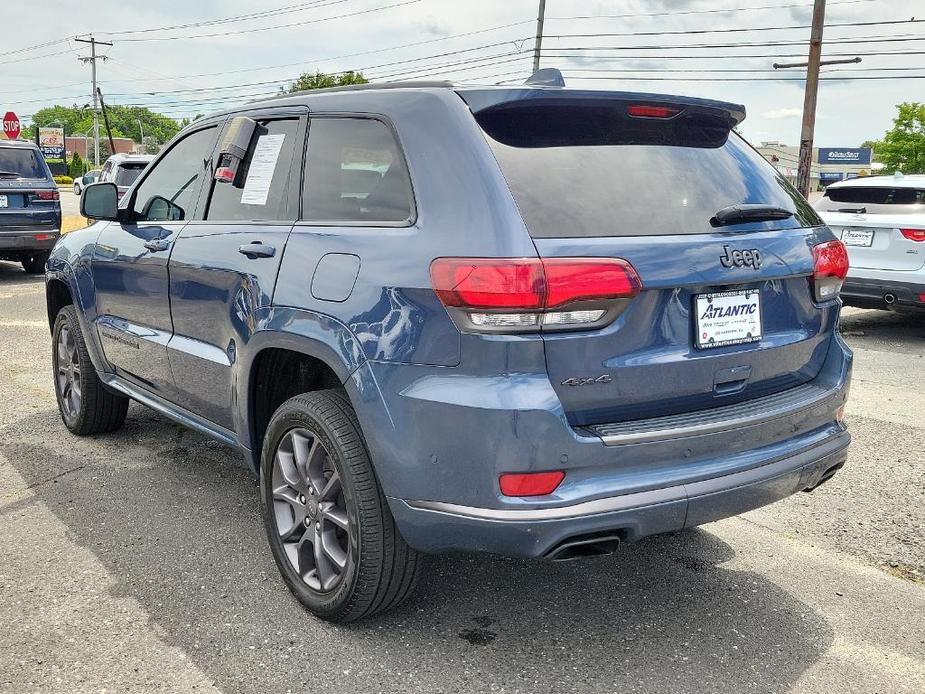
[46,75,852,622]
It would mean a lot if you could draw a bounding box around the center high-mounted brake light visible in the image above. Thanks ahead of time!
[430,257,642,333]
[627,104,681,119]
[811,240,849,302]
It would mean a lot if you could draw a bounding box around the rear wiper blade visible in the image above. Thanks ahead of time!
[837,207,867,214]
[0,171,23,178]
[711,204,793,227]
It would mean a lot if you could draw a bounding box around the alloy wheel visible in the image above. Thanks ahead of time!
[56,325,81,420]
[271,428,351,592]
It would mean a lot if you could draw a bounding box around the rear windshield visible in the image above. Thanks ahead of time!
[0,147,46,179]
[116,163,147,187]
[478,105,820,237]
[816,185,925,214]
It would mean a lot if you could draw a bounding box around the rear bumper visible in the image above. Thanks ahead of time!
[0,230,60,252]
[389,433,849,557]
[841,276,925,311]
[354,333,852,557]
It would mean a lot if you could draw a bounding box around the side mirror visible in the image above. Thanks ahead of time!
[80,182,119,221]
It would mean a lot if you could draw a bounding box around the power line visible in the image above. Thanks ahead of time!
[545,0,878,22]
[547,34,925,52]
[100,0,351,36]
[544,17,924,41]
[114,0,422,42]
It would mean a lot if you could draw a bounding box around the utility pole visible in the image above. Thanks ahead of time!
[533,0,547,73]
[774,0,862,198]
[75,35,112,168]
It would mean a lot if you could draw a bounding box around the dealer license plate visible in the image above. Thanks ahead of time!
[695,289,762,349]
[840,227,875,247]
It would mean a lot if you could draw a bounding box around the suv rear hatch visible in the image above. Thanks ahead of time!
[462,88,833,426]
[815,182,925,271]
[0,145,59,231]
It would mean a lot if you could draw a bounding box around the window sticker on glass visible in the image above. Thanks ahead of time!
[241,133,286,206]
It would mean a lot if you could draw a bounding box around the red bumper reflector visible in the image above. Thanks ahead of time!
[499,471,565,497]
[33,234,52,241]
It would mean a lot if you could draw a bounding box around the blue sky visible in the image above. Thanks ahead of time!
[2,0,922,147]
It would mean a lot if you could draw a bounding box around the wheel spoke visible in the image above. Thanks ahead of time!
[273,487,305,540]
[313,527,338,590]
[290,431,314,486]
[318,471,341,501]
[305,438,328,491]
[321,503,349,531]
[320,528,348,570]
[274,449,303,492]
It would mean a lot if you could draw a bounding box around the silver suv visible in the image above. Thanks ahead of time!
[815,173,925,311]
[98,153,153,201]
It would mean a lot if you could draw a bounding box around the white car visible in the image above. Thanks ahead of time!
[73,169,101,196]
[815,173,925,312]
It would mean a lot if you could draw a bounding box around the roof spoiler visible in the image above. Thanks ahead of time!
[524,68,565,87]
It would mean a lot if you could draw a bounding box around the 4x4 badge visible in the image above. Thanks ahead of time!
[720,245,761,270]
[561,375,613,387]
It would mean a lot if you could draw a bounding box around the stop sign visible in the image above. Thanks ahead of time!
[2,112,20,140]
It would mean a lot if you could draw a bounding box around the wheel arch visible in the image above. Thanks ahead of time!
[241,318,367,473]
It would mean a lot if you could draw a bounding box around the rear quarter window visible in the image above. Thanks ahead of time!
[478,104,820,237]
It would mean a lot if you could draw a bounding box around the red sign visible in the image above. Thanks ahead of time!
[3,112,21,140]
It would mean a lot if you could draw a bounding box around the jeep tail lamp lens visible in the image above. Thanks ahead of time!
[499,471,565,497]
[430,257,641,333]
[812,240,849,302]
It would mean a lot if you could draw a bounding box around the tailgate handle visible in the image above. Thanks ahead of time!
[714,365,751,396]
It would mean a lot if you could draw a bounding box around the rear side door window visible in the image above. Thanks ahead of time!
[205,119,301,222]
[131,126,218,222]
[302,117,414,225]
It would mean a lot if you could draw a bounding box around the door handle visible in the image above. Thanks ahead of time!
[238,242,276,259]
[143,239,170,252]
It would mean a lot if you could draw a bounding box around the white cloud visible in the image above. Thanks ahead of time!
[763,108,803,120]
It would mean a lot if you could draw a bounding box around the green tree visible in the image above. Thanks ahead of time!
[29,104,182,146]
[865,102,925,174]
[68,152,85,178]
[285,70,368,93]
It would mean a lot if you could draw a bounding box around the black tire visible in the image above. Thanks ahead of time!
[22,251,50,274]
[259,390,421,622]
[52,305,129,435]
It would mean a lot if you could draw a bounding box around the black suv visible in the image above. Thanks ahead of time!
[0,139,61,273]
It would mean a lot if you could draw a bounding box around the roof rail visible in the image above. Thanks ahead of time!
[524,68,565,87]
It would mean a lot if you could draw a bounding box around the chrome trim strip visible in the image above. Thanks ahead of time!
[586,383,838,446]
[403,486,683,522]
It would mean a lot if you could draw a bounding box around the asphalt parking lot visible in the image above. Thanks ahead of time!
[0,261,923,693]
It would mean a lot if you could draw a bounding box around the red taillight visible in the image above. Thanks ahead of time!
[430,257,642,332]
[32,190,59,201]
[901,228,925,242]
[812,240,849,302]
[430,258,545,309]
[544,258,641,307]
[499,471,564,497]
[627,104,681,119]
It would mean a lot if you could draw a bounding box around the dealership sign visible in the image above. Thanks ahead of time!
[37,126,65,161]
[818,147,872,166]
[2,111,20,140]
